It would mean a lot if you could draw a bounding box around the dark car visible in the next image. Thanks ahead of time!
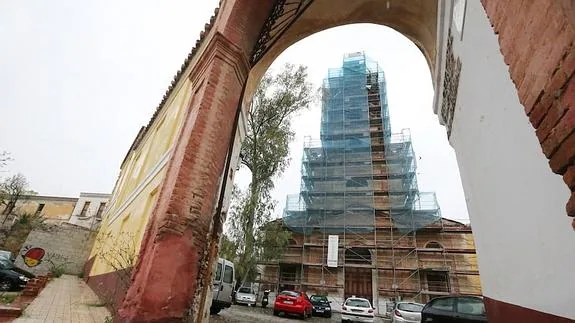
[421,296,487,323]
[310,295,332,317]
[0,257,32,291]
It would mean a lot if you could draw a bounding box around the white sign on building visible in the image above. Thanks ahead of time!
[327,235,339,267]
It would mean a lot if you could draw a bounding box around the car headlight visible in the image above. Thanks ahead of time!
[19,275,29,282]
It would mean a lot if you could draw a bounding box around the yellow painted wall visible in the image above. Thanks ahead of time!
[88,78,193,277]
[0,197,77,222]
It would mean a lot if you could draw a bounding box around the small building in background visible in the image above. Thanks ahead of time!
[0,192,110,229]
[68,193,111,229]
[1,195,78,226]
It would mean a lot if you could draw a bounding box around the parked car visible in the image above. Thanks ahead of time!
[421,296,487,323]
[310,294,332,318]
[235,286,257,306]
[341,296,375,323]
[210,258,235,315]
[392,301,424,323]
[0,257,31,291]
[0,250,14,262]
[273,290,313,319]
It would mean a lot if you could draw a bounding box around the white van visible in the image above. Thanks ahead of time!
[210,258,235,314]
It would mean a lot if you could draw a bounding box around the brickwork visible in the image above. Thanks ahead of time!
[110,0,575,321]
[14,223,94,276]
[480,0,575,227]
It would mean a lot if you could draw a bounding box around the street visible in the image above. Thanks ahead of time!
[210,305,389,323]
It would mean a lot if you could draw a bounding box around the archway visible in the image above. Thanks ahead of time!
[89,1,575,322]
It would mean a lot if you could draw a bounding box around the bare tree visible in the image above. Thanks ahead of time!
[0,173,29,222]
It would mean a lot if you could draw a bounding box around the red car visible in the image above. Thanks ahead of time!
[273,290,313,319]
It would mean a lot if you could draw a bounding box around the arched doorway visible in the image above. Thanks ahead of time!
[344,248,373,303]
[96,1,575,322]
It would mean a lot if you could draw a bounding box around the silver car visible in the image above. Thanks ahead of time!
[235,287,256,306]
[392,302,424,323]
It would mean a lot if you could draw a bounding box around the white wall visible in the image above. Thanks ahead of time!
[446,0,575,319]
[68,192,110,229]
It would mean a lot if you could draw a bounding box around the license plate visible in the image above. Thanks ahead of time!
[316,309,324,313]
[284,301,293,304]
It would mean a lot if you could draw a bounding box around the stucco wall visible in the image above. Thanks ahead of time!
[87,71,194,278]
[2,196,77,223]
[68,193,110,229]
[447,0,575,319]
[14,223,94,275]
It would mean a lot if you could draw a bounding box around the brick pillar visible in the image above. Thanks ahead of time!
[116,0,274,320]
[481,1,575,228]
[117,33,250,322]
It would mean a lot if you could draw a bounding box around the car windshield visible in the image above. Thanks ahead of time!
[310,296,328,302]
[346,299,370,308]
[238,287,253,294]
[280,291,300,297]
[398,303,423,312]
[0,258,13,270]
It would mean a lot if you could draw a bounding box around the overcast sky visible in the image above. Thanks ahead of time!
[0,1,469,223]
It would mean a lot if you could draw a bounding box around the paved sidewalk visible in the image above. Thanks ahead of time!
[14,275,110,323]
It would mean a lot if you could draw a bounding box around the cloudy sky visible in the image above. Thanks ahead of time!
[0,0,469,223]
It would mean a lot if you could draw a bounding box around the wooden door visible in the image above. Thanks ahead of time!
[344,267,373,303]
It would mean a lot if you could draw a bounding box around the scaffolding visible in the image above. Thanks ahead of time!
[267,52,479,306]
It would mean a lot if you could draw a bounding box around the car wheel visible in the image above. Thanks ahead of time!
[326,313,332,318]
[273,310,279,316]
[209,307,221,315]
[0,279,13,292]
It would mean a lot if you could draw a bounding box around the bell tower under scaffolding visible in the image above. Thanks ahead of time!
[260,52,481,310]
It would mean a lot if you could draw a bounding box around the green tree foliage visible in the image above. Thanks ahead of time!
[226,63,314,286]
[218,233,238,263]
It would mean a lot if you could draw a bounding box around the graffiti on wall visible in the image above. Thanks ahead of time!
[20,246,45,267]
[20,245,69,268]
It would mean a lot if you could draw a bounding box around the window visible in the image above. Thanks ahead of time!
[457,298,485,315]
[345,248,371,264]
[425,241,444,249]
[430,297,455,312]
[397,303,424,312]
[345,299,371,308]
[215,262,222,281]
[80,201,91,217]
[310,295,328,302]
[35,203,45,216]
[238,287,253,294]
[223,265,233,284]
[280,290,300,297]
[96,202,107,218]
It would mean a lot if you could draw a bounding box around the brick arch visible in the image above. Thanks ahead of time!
[115,1,575,322]
[243,0,438,109]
